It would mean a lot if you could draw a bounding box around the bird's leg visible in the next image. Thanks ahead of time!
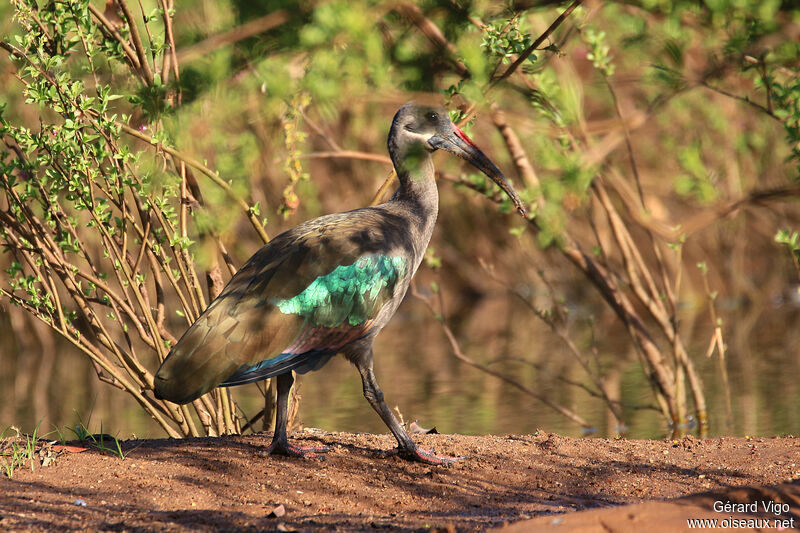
[265,372,329,458]
[357,360,462,465]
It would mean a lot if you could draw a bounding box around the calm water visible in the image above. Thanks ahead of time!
[1,289,799,441]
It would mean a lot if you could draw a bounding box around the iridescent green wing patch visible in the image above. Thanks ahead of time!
[274,254,406,327]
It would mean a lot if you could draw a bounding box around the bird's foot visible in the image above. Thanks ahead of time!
[265,440,330,458]
[381,446,464,466]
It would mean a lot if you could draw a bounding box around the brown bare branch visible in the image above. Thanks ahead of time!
[177,11,289,64]
[412,284,593,429]
[393,3,470,78]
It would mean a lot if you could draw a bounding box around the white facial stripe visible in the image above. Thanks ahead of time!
[403,128,434,145]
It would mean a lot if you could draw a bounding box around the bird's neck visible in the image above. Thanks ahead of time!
[389,149,439,260]
[392,151,438,215]
[389,142,438,208]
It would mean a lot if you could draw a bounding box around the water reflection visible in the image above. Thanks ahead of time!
[1,292,799,440]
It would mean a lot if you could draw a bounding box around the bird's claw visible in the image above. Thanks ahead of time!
[381,446,464,466]
[265,440,330,458]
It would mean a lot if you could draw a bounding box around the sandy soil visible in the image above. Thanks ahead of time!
[1,430,799,531]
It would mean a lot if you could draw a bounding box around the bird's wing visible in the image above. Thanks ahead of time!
[154,208,414,404]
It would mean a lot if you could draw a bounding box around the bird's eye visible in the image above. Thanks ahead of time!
[426,112,438,122]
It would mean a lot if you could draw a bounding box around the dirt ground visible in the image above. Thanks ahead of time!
[1,430,799,532]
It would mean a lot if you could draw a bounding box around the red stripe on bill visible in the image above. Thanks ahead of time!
[452,124,477,148]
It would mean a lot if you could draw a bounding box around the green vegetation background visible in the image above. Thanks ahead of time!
[1,0,799,441]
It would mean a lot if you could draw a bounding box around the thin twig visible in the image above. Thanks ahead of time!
[118,122,270,243]
[393,3,470,78]
[177,10,289,64]
[87,3,142,72]
[411,284,593,429]
[116,0,154,84]
[700,81,780,121]
[491,0,583,86]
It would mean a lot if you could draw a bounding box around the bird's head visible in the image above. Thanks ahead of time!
[389,103,527,217]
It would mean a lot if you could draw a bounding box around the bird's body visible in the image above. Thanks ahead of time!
[154,104,525,464]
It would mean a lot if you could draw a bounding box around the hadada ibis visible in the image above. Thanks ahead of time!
[154,103,526,464]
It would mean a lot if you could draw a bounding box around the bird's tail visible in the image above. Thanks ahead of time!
[153,320,241,404]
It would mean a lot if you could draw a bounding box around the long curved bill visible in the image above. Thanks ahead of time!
[429,123,527,217]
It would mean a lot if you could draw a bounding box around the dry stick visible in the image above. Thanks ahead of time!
[116,0,154,85]
[158,0,181,107]
[411,285,592,429]
[220,388,236,434]
[193,398,217,436]
[136,0,158,77]
[502,356,656,411]
[2,29,219,437]
[6,43,198,339]
[393,3,470,78]
[131,218,151,276]
[592,180,688,430]
[177,10,289,64]
[214,237,238,277]
[301,151,392,165]
[444,165,683,422]
[214,391,225,436]
[701,270,733,429]
[86,3,142,72]
[601,165,800,241]
[678,184,800,237]
[604,80,647,214]
[758,60,774,115]
[603,78,702,429]
[43,266,66,330]
[490,105,542,193]
[482,259,626,426]
[1,166,157,389]
[700,81,780,122]
[488,111,638,428]
[301,110,342,152]
[0,234,182,436]
[119,123,270,244]
[368,170,397,207]
[175,161,207,312]
[145,253,179,345]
